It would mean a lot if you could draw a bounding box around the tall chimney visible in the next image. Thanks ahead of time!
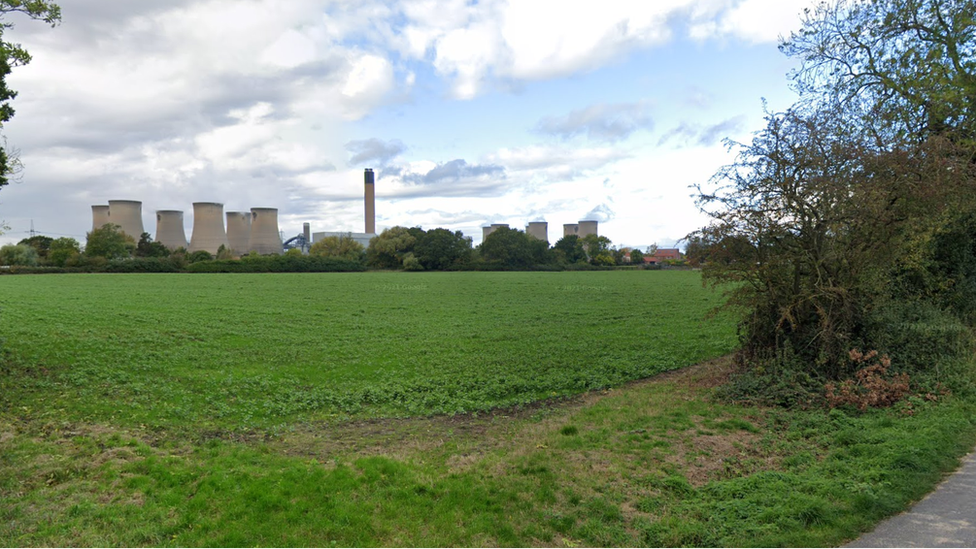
[364,168,375,234]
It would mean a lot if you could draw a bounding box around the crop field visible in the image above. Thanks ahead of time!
[0,270,735,432]
[3,270,975,547]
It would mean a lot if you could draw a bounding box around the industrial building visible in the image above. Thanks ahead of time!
[155,210,188,250]
[563,220,599,238]
[91,200,283,256]
[310,168,378,248]
[107,200,145,239]
[525,222,548,242]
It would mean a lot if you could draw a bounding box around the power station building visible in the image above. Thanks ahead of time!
[563,220,599,238]
[155,210,188,250]
[311,169,379,248]
[107,200,145,239]
[525,221,548,242]
[91,205,110,231]
[91,200,283,255]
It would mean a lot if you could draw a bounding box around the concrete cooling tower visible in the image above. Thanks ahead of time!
[188,202,229,254]
[364,168,376,234]
[91,205,110,231]
[249,208,282,255]
[578,220,599,238]
[155,210,188,250]
[107,200,145,239]
[226,212,252,256]
[526,222,548,242]
[563,224,579,237]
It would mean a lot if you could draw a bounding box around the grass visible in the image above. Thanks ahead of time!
[1,270,975,546]
[0,271,735,431]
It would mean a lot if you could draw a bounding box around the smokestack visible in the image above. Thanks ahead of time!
[364,168,375,234]
[303,222,311,248]
[226,211,252,256]
[91,205,110,231]
[188,202,229,254]
[155,210,188,250]
[249,207,283,255]
[107,200,145,240]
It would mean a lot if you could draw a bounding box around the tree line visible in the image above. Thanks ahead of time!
[1,222,669,273]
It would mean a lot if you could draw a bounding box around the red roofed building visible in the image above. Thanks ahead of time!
[644,248,683,264]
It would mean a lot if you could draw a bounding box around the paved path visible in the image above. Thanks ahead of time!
[847,451,976,547]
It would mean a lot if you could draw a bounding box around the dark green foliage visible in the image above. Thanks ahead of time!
[46,237,79,267]
[103,257,182,273]
[553,234,587,264]
[135,233,170,258]
[186,250,214,263]
[84,224,135,260]
[414,228,472,270]
[183,255,366,273]
[17,235,52,258]
[480,227,549,268]
[366,226,418,269]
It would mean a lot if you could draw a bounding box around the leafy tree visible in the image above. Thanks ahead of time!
[310,233,366,262]
[553,235,587,264]
[216,244,235,260]
[581,234,613,264]
[692,0,976,384]
[18,234,51,259]
[187,250,214,263]
[85,223,135,260]
[782,0,976,143]
[135,232,169,258]
[47,236,79,267]
[0,1,61,187]
[0,242,36,265]
[480,227,541,267]
[366,226,417,269]
[415,228,472,270]
[630,248,644,265]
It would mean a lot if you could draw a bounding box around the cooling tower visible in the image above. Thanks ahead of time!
[482,226,493,241]
[188,202,229,254]
[563,224,579,237]
[249,207,283,255]
[155,210,188,250]
[526,222,548,242]
[225,211,252,256]
[578,220,599,238]
[91,205,110,231]
[107,200,145,239]
[364,168,376,234]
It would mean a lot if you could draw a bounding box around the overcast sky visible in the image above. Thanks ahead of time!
[0,0,815,250]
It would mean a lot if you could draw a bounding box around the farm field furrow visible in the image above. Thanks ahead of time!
[0,270,736,432]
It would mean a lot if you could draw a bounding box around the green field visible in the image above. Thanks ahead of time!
[3,271,975,547]
[0,271,735,431]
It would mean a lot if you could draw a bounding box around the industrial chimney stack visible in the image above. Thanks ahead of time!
[364,168,375,234]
